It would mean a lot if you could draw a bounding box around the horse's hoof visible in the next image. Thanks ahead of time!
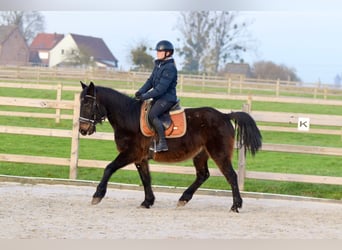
[139,204,151,209]
[230,205,240,213]
[177,200,188,207]
[140,201,152,208]
[91,197,102,205]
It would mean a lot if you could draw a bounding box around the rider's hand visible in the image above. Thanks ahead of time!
[135,91,142,100]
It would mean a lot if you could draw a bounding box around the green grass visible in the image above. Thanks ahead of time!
[1,127,341,200]
[261,130,342,147]
[1,83,342,200]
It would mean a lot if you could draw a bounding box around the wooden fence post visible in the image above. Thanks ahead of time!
[131,71,136,90]
[239,75,242,94]
[276,78,280,97]
[69,93,80,179]
[237,103,250,191]
[36,67,40,84]
[324,88,327,100]
[179,74,184,93]
[227,77,231,95]
[247,95,252,111]
[55,83,62,123]
[314,81,321,99]
[53,67,57,79]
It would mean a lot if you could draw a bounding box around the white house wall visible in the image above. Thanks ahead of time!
[49,34,77,67]
[39,51,49,60]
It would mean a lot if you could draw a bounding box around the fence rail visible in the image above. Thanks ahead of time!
[1,83,342,189]
[1,66,342,100]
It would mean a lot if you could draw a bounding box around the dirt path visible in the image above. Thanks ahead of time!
[0,182,341,239]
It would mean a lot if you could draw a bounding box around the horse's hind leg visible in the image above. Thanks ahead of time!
[207,146,242,212]
[135,159,155,208]
[219,160,242,212]
[178,150,210,207]
[206,136,242,212]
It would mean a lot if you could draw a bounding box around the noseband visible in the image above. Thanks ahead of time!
[79,91,106,129]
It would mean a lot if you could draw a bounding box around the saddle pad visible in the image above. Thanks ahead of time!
[140,101,187,138]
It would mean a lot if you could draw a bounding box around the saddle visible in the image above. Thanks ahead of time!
[140,100,187,138]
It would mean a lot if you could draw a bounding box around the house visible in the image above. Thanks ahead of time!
[29,33,64,66]
[49,33,118,68]
[0,25,29,66]
[221,63,252,78]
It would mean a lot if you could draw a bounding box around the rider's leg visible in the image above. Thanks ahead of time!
[148,99,174,152]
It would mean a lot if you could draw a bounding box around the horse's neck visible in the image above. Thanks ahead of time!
[98,89,140,132]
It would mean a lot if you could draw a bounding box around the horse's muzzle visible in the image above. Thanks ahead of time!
[79,122,96,136]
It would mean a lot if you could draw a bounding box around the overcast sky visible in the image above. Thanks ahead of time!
[40,10,342,84]
[2,0,342,84]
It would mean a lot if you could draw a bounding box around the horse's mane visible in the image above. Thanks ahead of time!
[96,86,141,132]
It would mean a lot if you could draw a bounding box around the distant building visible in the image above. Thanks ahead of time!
[0,25,29,66]
[221,63,252,78]
[29,33,64,66]
[49,33,118,68]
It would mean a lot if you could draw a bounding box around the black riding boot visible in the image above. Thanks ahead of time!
[151,118,168,152]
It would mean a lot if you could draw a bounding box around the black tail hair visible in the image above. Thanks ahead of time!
[227,111,262,156]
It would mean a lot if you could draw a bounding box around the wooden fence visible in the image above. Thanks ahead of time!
[1,82,342,190]
[1,65,342,100]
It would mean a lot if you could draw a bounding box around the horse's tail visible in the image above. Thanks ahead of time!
[226,111,262,156]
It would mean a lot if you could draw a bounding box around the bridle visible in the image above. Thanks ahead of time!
[79,90,106,130]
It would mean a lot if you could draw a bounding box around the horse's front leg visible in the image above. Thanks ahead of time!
[135,159,155,208]
[92,153,133,205]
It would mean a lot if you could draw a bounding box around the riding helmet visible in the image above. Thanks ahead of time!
[155,40,174,55]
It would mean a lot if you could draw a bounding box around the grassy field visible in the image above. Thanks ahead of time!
[0,83,341,200]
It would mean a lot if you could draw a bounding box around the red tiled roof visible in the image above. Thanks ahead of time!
[70,33,117,63]
[30,33,64,50]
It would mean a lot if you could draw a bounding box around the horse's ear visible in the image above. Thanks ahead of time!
[80,81,87,89]
[87,81,95,95]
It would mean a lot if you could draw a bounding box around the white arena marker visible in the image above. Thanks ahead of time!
[298,117,310,131]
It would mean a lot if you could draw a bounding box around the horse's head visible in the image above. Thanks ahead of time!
[79,81,105,136]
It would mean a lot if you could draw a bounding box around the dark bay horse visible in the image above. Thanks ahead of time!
[78,81,262,212]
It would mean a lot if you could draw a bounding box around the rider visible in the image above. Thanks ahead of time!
[135,40,178,152]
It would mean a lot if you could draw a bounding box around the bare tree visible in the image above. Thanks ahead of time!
[177,11,253,74]
[177,11,213,73]
[0,11,45,44]
[206,12,252,73]
[252,60,301,82]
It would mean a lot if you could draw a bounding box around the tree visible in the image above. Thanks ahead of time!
[130,41,154,70]
[177,11,212,73]
[251,60,301,82]
[207,12,251,73]
[62,47,96,68]
[0,11,45,44]
[177,11,252,74]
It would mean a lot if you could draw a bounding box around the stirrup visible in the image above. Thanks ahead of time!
[149,140,168,152]
[149,140,157,152]
[155,143,168,152]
